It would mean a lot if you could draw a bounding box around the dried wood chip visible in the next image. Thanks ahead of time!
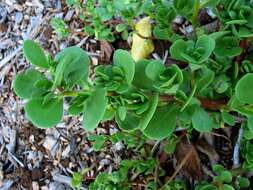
[175,138,203,180]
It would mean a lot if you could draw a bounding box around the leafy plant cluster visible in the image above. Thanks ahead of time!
[52,0,253,42]
[13,0,253,189]
[195,164,250,190]
[13,37,244,139]
[53,0,149,41]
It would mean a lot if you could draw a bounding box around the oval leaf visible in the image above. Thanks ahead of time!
[113,49,135,85]
[54,46,90,88]
[23,40,49,68]
[192,106,213,132]
[139,93,159,130]
[83,88,108,131]
[14,69,47,99]
[25,98,63,128]
[235,73,253,105]
[143,104,178,140]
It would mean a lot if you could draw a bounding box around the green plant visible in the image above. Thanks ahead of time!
[50,17,70,38]
[241,140,253,170]
[89,158,156,190]
[14,34,253,139]
[13,0,253,188]
[195,164,250,190]
[88,130,146,151]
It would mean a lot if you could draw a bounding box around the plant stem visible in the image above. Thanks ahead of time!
[191,0,200,28]
[160,95,228,110]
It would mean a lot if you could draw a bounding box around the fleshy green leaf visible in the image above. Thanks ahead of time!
[195,66,215,94]
[54,46,90,88]
[195,35,215,63]
[139,93,159,130]
[222,111,235,126]
[116,112,140,131]
[170,35,215,64]
[113,49,135,85]
[23,40,49,68]
[192,106,213,132]
[132,60,156,90]
[145,60,165,81]
[118,106,127,121]
[25,98,63,128]
[214,36,242,57]
[143,104,178,140]
[247,116,253,133]
[237,177,250,188]
[235,73,253,105]
[83,88,108,131]
[170,39,188,62]
[13,69,48,99]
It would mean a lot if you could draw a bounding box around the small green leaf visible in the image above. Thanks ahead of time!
[145,60,165,81]
[143,104,178,140]
[212,164,225,173]
[84,25,95,35]
[88,135,106,151]
[170,39,188,62]
[23,40,49,68]
[25,98,63,128]
[13,69,47,99]
[102,108,115,121]
[113,49,135,85]
[222,111,235,126]
[219,171,232,183]
[83,88,108,131]
[235,73,253,105]
[116,23,128,32]
[68,104,84,116]
[192,106,213,132]
[237,177,250,188]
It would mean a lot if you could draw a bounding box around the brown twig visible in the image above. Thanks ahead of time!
[159,149,194,189]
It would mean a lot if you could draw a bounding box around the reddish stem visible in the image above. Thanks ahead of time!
[236,39,248,64]
[160,95,228,111]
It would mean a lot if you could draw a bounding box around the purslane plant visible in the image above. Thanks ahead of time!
[13,36,253,141]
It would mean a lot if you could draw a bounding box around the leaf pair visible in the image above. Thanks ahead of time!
[95,49,135,93]
[116,93,179,140]
[170,35,215,65]
[133,59,183,94]
[53,46,90,89]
